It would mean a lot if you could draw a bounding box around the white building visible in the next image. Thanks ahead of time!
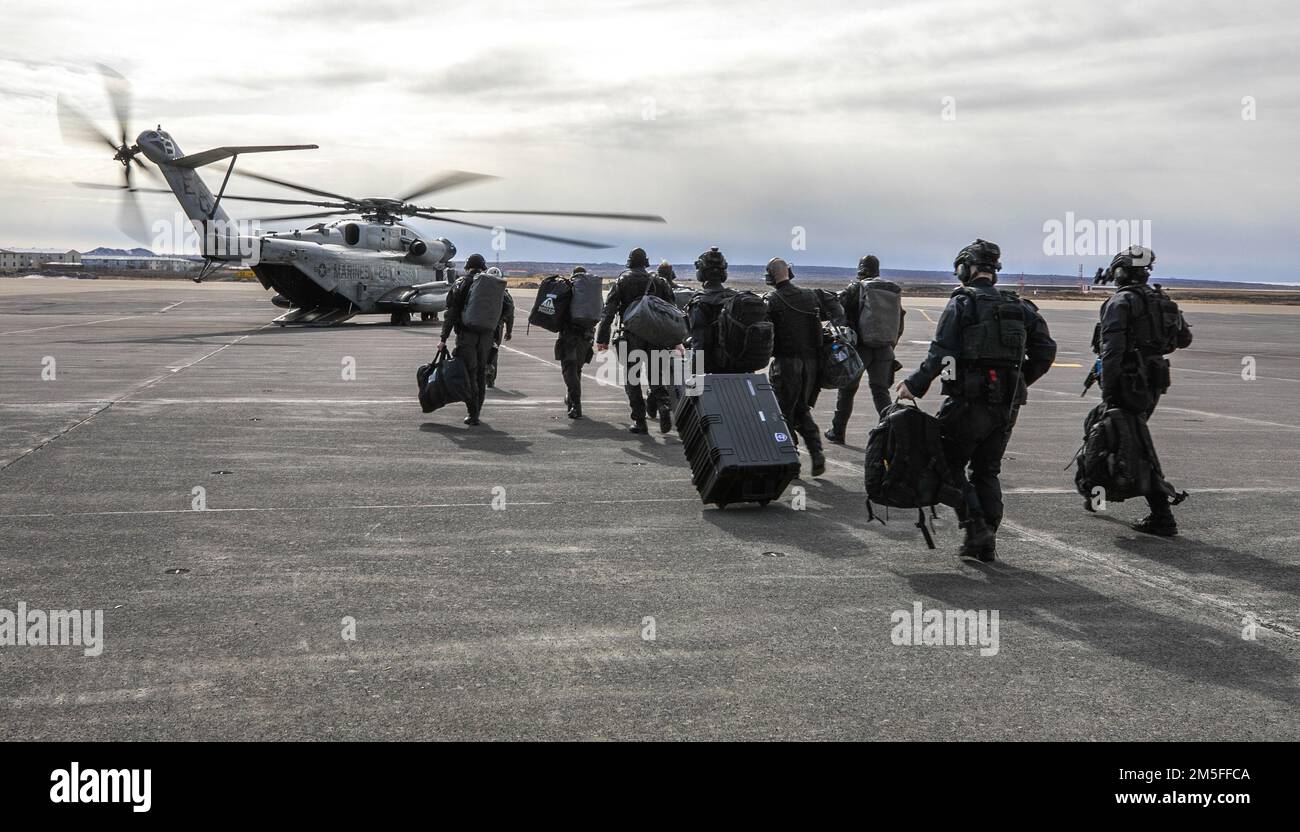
[0,247,81,269]
[80,254,197,273]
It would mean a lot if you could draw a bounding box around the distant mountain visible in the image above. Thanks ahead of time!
[82,247,156,257]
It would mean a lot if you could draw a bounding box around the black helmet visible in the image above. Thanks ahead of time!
[694,246,728,283]
[953,239,1002,284]
[857,254,880,278]
[464,253,487,273]
[571,265,587,276]
[657,260,677,280]
[1106,245,1155,286]
[627,247,650,269]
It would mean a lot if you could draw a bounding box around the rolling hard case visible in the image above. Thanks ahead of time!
[675,373,801,507]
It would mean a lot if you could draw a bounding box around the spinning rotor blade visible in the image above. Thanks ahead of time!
[411,212,612,250]
[131,156,164,184]
[117,188,151,245]
[57,96,117,151]
[97,64,132,148]
[201,193,349,209]
[419,207,666,223]
[75,183,343,210]
[399,170,498,203]
[73,181,151,243]
[121,165,144,237]
[249,210,353,223]
[235,169,357,203]
[75,183,175,198]
[75,181,145,191]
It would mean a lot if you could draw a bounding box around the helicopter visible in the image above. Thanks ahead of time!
[60,66,666,326]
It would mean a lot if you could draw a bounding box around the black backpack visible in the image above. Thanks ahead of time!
[1072,402,1187,507]
[528,275,573,332]
[718,291,773,372]
[416,346,471,414]
[864,402,962,548]
[1118,283,1191,356]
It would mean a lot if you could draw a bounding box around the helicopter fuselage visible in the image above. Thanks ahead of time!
[248,220,457,323]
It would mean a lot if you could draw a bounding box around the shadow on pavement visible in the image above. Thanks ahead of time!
[418,420,533,455]
[905,562,1300,709]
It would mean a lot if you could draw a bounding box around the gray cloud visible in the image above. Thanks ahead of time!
[0,0,1297,279]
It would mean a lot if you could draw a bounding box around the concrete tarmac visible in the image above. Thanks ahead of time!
[1,277,1297,740]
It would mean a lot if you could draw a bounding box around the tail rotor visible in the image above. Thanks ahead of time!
[57,64,161,243]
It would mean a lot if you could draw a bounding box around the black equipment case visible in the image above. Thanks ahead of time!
[675,373,801,507]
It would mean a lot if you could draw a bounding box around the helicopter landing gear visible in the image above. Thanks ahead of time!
[420,312,438,323]
[390,311,411,326]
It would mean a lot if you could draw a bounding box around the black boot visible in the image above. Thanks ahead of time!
[824,428,845,444]
[1133,513,1178,537]
[628,420,648,434]
[464,415,481,426]
[568,400,583,419]
[809,451,826,477]
[959,518,996,562]
[658,405,673,434]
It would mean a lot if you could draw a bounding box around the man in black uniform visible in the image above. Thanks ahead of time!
[485,283,515,389]
[826,254,905,442]
[657,260,680,288]
[896,240,1057,561]
[685,246,736,373]
[764,257,843,478]
[1095,245,1193,536]
[558,266,596,420]
[596,247,681,434]
[438,253,497,426]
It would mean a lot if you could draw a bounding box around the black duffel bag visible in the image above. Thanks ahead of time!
[417,346,471,413]
[819,324,865,389]
[622,278,688,347]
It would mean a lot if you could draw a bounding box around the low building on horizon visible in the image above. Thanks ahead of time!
[0,247,81,270]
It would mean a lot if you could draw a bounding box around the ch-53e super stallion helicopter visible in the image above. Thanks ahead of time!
[61,66,665,326]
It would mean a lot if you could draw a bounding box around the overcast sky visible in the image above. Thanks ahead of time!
[0,0,1296,281]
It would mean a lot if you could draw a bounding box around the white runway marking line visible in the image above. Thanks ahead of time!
[0,398,629,407]
[1158,406,1300,431]
[0,324,272,473]
[1175,366,1300,384]
[499,342,607,386]
[0,496,702,519]
[1002,486,1300,494]
[1035,387,1300,429]
[166,329,260,373]
[0,315,144,336]
[812,446,1300,643]
[0,301,186,336]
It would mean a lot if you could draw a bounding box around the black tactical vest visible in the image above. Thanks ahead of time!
[941,286,1029,404]
[955,286,1027,365]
